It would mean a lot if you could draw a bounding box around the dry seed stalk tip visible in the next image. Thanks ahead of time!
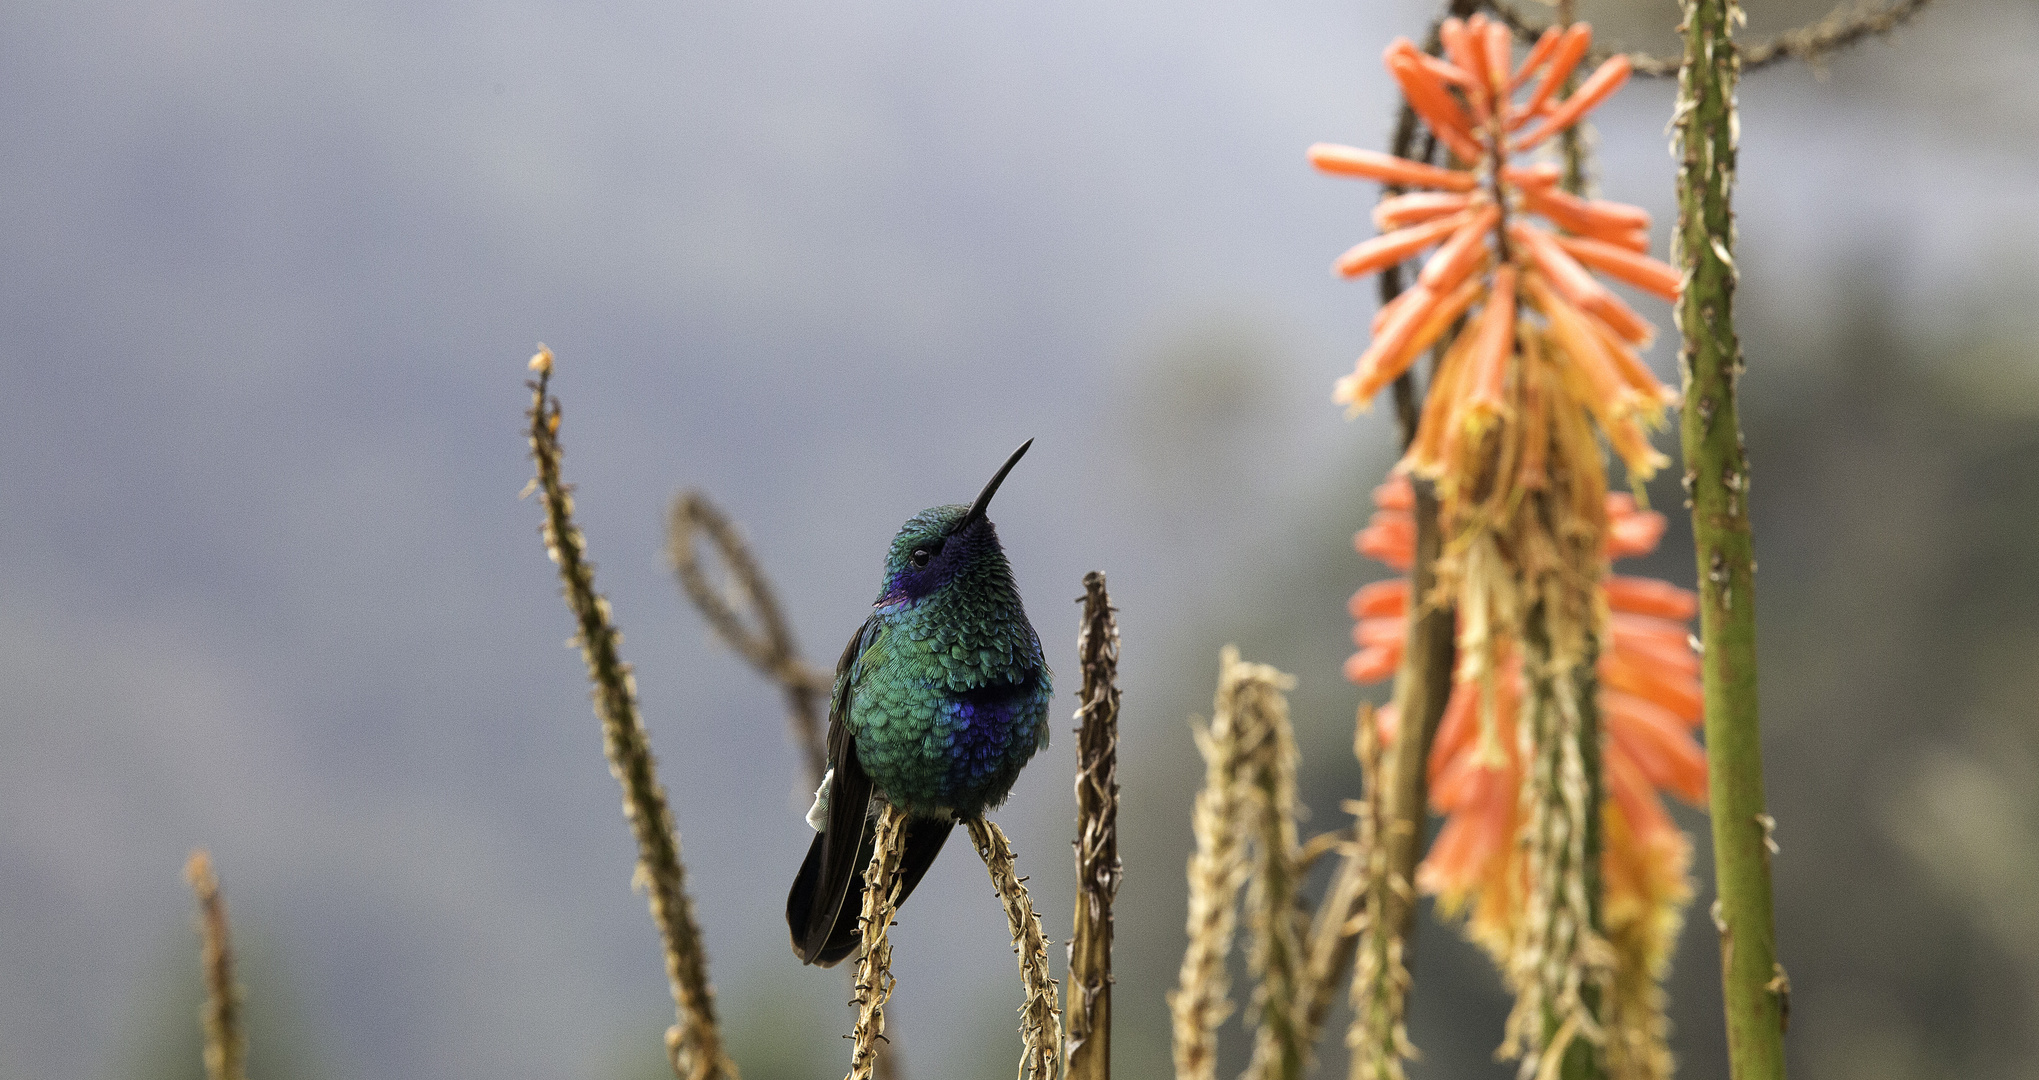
[1169,647,1289,1080]
[1237,655,1306,1080]
[185,850,247,1080]
[526,349,737,1080]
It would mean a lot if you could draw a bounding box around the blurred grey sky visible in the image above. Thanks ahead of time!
[1,2,2035,1079]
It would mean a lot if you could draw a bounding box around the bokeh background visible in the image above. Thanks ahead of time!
[3,0,2035,1078]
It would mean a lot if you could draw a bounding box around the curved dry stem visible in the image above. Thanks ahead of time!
[668,490,832,787]
[1066,572,1122,1080]
[968,816,1064,1080]
[1740,0,1933,69]
[526,350,737,1080]
[184,850,247,1080]
[1491,0,1932,77]
[846,804,912,1080]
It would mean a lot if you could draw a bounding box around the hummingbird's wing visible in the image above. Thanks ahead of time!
[788,616,881,964]
[787,616,960,966]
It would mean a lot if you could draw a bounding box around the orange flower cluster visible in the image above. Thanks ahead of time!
[1346,477,1702,979]
[1310,16,1681,487]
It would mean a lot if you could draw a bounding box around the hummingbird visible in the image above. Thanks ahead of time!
[787,440,1052,966]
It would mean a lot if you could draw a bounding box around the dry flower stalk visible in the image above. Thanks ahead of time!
[184,850,247,1080]
[1170,647,1287,1080]
[846,804,912,1080]
[1236,657,1306,1080]
[525,348,738,1080]
[1297,835,1368,1055]
[1345,706,1416,1080]
[968,815,1064,1080]
[668,491,832,788]
[1066,571,1122,1080]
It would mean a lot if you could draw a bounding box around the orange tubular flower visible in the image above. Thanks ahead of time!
[1310,17,1681,488]
[1347,477,1702,997]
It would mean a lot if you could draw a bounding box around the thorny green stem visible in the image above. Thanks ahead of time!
[1065,572,1121,1080]
[1672,5,1788,1079]
[526,355,738,1080]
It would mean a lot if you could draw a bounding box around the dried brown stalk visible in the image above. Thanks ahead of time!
[1740,0,1932,70]
[968,815,1064,1080]
[1169,648,1265,1080]
[1065,572,1121,1080]
[525,348,737,1080]
[668,490,832,788]
[846,804,911,1080]
[1295,822,1366,1057]
[1237,659,1306,1080]
[184,850,247,1080]
[1491,0,1933,77]
[1345,706,1415,1080]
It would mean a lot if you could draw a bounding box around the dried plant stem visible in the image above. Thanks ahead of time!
[1505,610,1609,1080]
[1492,0,1930,76]
[1344,706,1414,1080]
[525,350,737,1080]
[1171,649,1297,1080]
[1672,4,1787,1078]
[1066,572,1121,1080]
[968,816,1064,1080]
[1238,657,1305,1080]
[184,851,247,1080]
[1298,838,1366,1055]
[1740,0,1932,70]
[846,804,911,1080]
[1171,656,1251,1080]
[668,491,831,788]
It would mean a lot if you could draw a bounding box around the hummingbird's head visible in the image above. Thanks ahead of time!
[873,440,1031,609]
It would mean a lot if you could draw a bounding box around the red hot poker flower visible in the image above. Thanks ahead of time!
[1310,16,1682,485]
[1346,478,1702,970]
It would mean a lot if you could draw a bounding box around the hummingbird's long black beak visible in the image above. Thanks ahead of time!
[961,439,1032,527]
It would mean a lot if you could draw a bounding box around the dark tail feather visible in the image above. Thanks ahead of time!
[787,815,957,968]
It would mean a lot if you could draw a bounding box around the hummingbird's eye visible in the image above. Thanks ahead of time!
[911,547,932,568]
